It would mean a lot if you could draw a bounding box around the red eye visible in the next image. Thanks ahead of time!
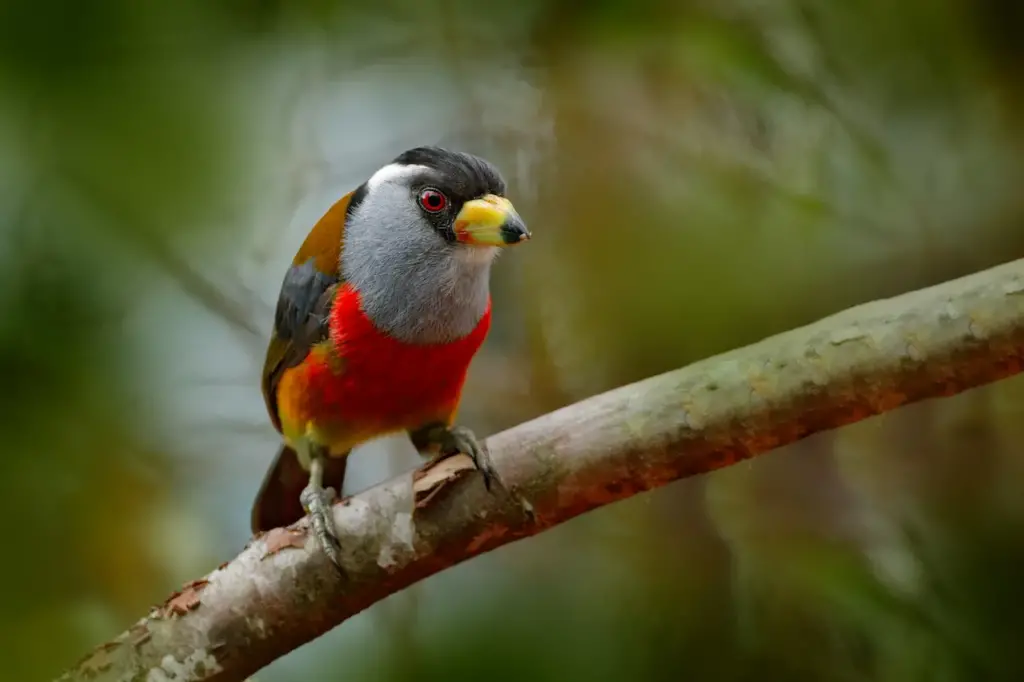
[418,188,447,213]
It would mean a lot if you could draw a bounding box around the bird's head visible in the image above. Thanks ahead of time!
[336,147,529,341]
[343,146,530,268]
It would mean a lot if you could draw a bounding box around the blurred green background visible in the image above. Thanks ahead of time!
[4,0,1024,680]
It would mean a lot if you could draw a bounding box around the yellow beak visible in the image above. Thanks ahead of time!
[453,194,531,247]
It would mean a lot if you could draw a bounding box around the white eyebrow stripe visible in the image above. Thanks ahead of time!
[366,163,432,192]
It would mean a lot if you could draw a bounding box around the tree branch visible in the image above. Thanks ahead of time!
[59,257,1024,682]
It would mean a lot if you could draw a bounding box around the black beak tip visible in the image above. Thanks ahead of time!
[500,221,531,244]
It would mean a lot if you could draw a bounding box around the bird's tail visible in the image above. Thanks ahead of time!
[250,444,349,535]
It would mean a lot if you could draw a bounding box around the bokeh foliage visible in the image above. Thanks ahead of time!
[3,0,1024,680]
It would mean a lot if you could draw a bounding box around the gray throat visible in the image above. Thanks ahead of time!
[340,200,494,345]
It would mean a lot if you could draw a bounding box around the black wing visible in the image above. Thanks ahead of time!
[261,257,340,432]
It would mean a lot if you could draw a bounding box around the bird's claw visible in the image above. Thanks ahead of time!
[300,483,345,572]
[415,423,535,522]
[435,425,499,491]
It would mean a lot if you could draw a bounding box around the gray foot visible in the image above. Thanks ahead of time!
[301,455,345,572]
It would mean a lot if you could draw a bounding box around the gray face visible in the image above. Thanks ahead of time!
[339,153,506,345]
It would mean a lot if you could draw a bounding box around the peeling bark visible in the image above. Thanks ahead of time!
[57,257,1024,682]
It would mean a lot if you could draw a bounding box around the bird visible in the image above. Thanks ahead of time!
[251,146,531,570]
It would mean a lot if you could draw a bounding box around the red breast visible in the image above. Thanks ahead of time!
[299,282,491,425]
